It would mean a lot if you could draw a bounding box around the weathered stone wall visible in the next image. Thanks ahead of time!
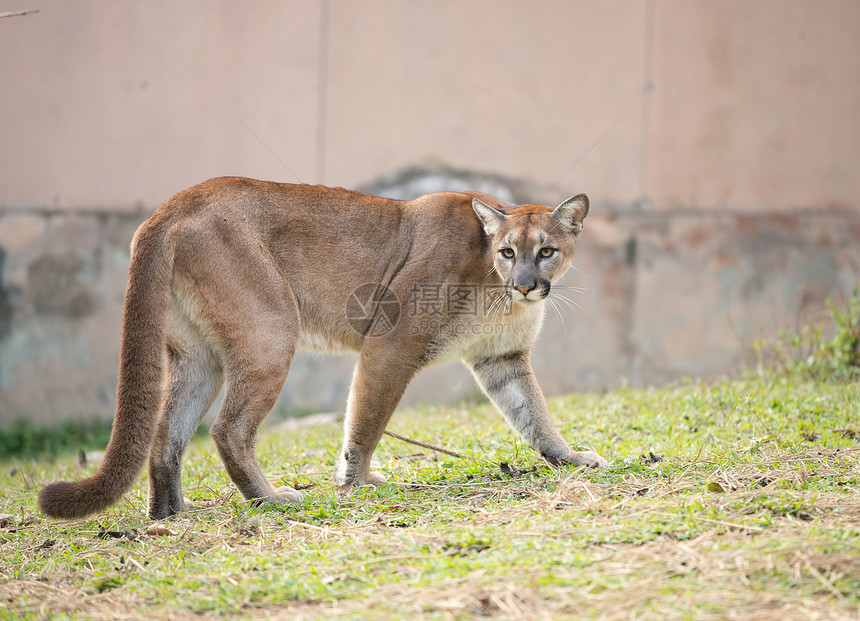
[0,210,137,422]
[1,1,859,425]
[1,168,857,425]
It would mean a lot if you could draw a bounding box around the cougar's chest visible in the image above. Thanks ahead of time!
[425,302,546,366]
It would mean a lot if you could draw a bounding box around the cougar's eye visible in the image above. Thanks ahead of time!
[500,247,515,259]
[539,247,556,258]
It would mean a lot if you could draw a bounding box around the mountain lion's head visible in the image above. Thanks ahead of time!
[472,195,589,305]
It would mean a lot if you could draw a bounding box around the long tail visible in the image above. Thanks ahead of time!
[38,220,175,519]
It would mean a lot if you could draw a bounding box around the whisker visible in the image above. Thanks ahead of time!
[554,302,582,321]
[493,294,511,323]
[552,285,588,293]
[551,291,578,307]
[492,295,506,323]
[489,297,505,319]
[482,296,497,319]
[552,296,579,316]
[487,295,499,322]
[484,291,507,319]
[548,293,572,315]
[552,292,588,319]
[546,297,568,337]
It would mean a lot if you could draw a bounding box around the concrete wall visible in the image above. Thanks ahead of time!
[1,1,858,425]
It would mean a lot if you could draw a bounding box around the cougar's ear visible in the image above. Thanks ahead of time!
[472,198,508,236]
[551,194,590,235]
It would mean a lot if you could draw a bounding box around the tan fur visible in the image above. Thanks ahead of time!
[38,177,607,520]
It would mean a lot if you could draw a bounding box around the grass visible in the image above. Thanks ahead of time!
[1,373,859,620]
[0,418,113,461]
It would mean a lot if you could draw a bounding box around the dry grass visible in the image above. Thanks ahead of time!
[2,378,860,619]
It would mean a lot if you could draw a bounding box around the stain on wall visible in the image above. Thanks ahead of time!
[0,247,13,341]
[28,254,97,318]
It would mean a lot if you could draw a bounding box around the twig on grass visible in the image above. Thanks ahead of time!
[383,430,464,459]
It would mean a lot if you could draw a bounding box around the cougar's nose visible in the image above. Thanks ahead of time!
[514,283,535,295]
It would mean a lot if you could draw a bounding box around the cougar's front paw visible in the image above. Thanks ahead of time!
[544,450,609,469]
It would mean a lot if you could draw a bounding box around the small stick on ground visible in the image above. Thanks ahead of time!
[383,430,464,459]
[0,9,40,18]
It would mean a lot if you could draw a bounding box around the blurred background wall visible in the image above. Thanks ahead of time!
[1,0,858,425]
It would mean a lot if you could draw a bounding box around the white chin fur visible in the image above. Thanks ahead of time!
[511,290,544,304]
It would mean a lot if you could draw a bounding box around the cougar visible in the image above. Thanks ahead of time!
[38,177,607,520]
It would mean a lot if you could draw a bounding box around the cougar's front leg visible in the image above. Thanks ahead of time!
[466,351,608,468]
[335,351,417,490]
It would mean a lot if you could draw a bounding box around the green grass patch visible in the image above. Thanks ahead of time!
[751,286,860,383]
[0,418,113,461]
[1,375,859,619]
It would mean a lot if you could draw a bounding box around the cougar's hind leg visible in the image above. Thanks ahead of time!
[170,218,303,509]
[148,341,221,520]
[211,358,299,507]
[206,276,303,507]
[335,347,419,490]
